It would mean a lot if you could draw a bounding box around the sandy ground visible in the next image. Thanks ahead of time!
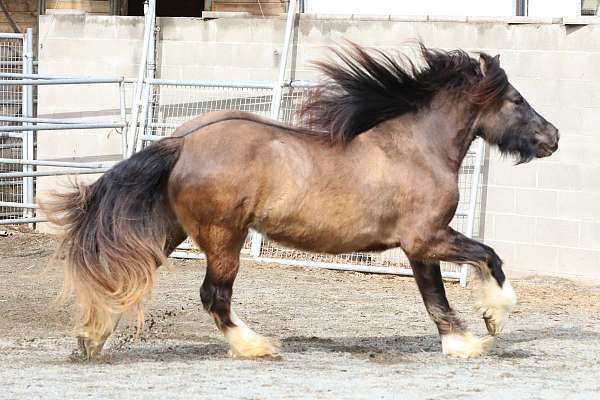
[1,228,599,400]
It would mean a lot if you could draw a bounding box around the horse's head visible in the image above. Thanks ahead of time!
[474,54,559,164]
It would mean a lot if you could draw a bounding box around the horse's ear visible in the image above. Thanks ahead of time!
[479,53,500,76]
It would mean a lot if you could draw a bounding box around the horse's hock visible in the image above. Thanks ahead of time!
[28,14,600,283]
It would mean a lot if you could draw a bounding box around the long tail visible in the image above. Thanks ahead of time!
[40,138,184,341]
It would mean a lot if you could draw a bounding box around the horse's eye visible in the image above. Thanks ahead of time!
[513,98,524,106]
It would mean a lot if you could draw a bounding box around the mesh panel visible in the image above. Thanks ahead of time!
[143,85,274,140]
[0,37,24,220]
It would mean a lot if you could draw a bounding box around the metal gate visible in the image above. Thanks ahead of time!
[0,30,33,224]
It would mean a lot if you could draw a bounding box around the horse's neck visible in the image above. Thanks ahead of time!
[401,99,478,172]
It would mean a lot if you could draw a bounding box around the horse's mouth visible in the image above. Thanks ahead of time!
[536,143,558,158]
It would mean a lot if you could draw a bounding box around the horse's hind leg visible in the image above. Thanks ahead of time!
[195,226,279,358]
[410,259,492,358]
[77,223,187,360]
[77,314,122,360]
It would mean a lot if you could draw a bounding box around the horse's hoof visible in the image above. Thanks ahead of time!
[227,333,281,359]
[441,332,494,358]
[73,336,105,361]
[476,279,517,336]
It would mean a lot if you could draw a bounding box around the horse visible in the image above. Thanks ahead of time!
[42,43,559,360]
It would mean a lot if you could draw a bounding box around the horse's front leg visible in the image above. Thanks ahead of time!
[409,227,517,338]
[410,259,493,358]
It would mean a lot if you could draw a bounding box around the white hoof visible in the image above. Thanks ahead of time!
[441,332,494,358]
[223,311,280,358]
[476,279,517,336]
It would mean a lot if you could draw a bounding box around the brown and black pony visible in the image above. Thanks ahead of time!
[43,43,559,360]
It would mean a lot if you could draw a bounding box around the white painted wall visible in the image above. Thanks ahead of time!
[303,0,583,17]
[303,0,515,16]
[528,0,580,17]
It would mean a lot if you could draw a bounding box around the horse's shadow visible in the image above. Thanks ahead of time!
[63,326,600,364]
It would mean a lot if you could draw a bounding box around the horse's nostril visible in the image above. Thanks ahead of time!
[551,142,558,151]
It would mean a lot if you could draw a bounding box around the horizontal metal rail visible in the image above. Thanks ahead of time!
[140,134,166,142]
[0,123,125,132]
[0,168,109,178]
[0,32,25,39]
[0,201,37,209]
[0,132,23,138]
[0,116,120,125]
[0,72,136,82]
[0,158,111,169]
[0,217,47,225]
[147,78,276,89]
[0,78,128,86]
[289,80,318,88]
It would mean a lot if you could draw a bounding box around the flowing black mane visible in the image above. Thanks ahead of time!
[300,43,509,144]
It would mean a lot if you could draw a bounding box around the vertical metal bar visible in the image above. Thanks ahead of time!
[127,0,155,157]
[459,137,485,287]
[119,81,128,158]
[38,0,46,16]
[250,0,298,258]
[136,8,156,153]
[270,0,297,122]
[22,28,34,225]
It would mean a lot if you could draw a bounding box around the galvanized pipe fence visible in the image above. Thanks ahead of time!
[0,1,484,286]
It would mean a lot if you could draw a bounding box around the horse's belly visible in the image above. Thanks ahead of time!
[253,197,400,254]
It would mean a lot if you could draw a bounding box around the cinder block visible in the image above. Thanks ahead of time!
[82,16,119,39]
[483,240,517,268]
[160,40,198,67]
[580,222,600,249]
[158,17,214,42]
[557,79,594,111]
[482,212,495,240]
[537,163,583,191]
[557,191,600,221]
[557,247,600,278]
[231,43,281,69]
[549,134,600,165]
[581,107,600,135]
[559,51,599,80]
[212,17,262,43]
[514,243,559,275]
[535,217,580,247]
[509,24,563,51]
[515,188,558,218]
[562,23,600,51]
[251,19,288,44]
[487,156,537,188]
[582,166,600,193]
[579,222,600,249]
[484,186,516,213]
[41,14,85,38]
[494,214,535,242]
[115,16,145,38]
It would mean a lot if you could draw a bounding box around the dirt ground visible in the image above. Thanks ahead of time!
[1,229,599,400]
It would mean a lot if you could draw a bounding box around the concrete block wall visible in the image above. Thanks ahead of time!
[37,14,600,281]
